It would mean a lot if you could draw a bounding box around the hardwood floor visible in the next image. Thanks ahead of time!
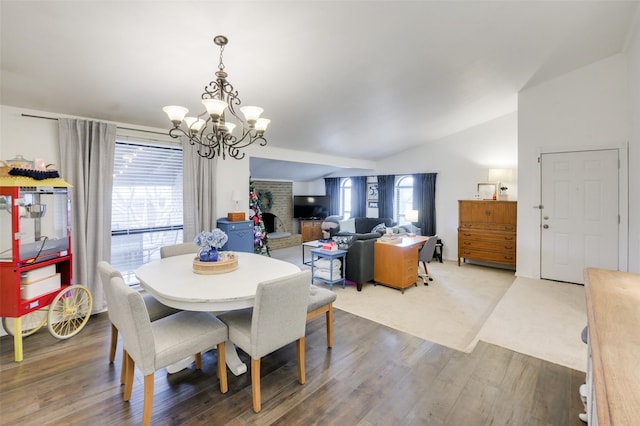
[1,310,586,425]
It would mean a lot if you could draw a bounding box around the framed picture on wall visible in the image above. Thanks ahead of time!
[368,201,378,208]
[477,182,499,200]
[368,183,379,201]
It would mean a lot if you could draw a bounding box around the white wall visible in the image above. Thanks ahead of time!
[374,112,518,261]
[626,19,640,272]
[517,54,632,278]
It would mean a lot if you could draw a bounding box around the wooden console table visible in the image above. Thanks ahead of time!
[373,236,428,293]
[584,268,640,425]
[300,219,323,242]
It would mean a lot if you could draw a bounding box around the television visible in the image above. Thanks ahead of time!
[293,195,330,219]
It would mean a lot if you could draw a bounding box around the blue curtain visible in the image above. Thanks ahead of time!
[350,176,367,218]
[413,173,437,236]
[377,175,395,220]
[324,177,341,216]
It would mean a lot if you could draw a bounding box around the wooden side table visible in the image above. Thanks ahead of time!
[373,236,428,293]
[310,248,347,290]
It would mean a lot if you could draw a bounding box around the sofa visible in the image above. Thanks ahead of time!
[322,216,395,291]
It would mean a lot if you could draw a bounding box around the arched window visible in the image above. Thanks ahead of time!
[395,175,414,224]
[341,178,352,219]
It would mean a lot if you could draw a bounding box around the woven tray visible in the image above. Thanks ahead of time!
[192,254,238,275]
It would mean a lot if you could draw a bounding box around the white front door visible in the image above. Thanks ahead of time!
[540,149,619,284]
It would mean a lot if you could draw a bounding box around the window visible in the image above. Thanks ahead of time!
[111,141,183,285]
[395,175,414,224]
[340,178,352,219]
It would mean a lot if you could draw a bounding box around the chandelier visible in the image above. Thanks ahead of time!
[163,35,270,160]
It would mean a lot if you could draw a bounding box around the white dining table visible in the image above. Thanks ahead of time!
[136,251,301,375]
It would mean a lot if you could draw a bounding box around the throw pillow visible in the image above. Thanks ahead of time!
[400,224,421,235]
[338,218,356,233]
[371,223,386,234]
[332,235,355,250]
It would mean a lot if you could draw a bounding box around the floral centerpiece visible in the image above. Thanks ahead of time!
[194,228,228,262]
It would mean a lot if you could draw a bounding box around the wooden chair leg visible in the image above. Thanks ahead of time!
[251,358,261,413]
[142,374,154,426]
[120,349,127,385]
[297,336,306,385]
[217,342,228,394]
[109,324,118,363]
[326,304,333,348]
[123,352,135,401]
[195,352,202,370]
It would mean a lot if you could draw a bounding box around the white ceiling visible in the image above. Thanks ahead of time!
[1,1,638,181]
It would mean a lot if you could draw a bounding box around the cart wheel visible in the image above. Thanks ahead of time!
[47,285,92,339]
[1,309,48,337]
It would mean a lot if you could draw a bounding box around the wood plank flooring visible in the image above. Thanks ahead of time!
[1,310,586,425]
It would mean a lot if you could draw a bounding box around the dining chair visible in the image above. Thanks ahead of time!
[218,270,311,413]
[109,274,228,426]
[97,261,179,383]
[307,285,337,348]
[160,242,198,258]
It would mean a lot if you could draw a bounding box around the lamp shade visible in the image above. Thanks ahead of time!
[488,168,514,183]
[202,99,228,117]
[231,190,243,202]
[163,106,188,123]
[255,118,270,132]
[240,106,263,123]
[405,210,419,223]
[184,117,206,133]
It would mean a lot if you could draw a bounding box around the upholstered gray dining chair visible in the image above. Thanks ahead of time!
[418,235,439,285]
[97,261,179,383]
[109,274,228,426]
[160,242,198,258]
[218,270,311,413]
[307,284,337,348]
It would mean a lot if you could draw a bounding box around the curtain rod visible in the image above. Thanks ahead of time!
[20,113,168,136]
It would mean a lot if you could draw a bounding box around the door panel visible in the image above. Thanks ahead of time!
[540,150,618,284]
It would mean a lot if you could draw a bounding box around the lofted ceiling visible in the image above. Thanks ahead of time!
[1,1,638,181]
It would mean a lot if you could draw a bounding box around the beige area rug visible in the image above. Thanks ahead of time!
[329,261,515,353]
[476,277,588,372]
[270,245,587,370]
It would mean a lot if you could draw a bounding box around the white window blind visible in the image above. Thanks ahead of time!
[111,141,183,284]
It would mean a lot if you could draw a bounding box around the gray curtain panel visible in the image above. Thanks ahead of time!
[58,118,116,314]
[182,138,217,240]
[324,177,341,216]
[350,176,367,218]
[413,173,437,236]
[377,175,395,219]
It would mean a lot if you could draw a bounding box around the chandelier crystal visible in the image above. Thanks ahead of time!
[163,35,270,160]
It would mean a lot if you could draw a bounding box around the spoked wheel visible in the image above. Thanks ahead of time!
[47,285,92,339]
[1,309,48,337]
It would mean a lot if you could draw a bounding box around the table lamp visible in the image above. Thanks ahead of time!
[227,190,246,221]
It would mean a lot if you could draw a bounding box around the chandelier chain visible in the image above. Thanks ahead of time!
[218,44,225,71]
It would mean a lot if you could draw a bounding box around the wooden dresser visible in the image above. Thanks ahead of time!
[457,200,517,267]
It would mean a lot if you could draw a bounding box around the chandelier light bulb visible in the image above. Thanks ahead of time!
[163,106,188,126]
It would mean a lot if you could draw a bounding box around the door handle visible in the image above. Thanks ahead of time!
[542,224,549,229]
